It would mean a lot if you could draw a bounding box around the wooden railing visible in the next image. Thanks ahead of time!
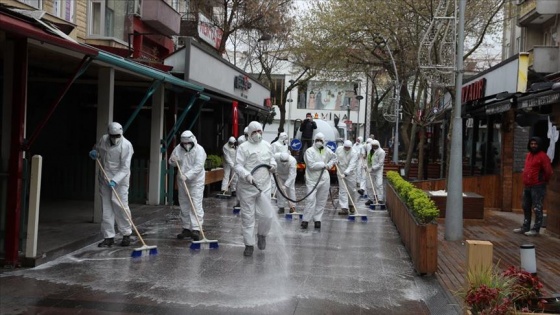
[412,175,501,210]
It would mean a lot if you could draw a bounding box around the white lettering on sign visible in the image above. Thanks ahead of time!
[519,92,560,109]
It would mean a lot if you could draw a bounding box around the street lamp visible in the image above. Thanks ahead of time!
[374,35,400,163]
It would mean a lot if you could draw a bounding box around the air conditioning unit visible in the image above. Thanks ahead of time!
[133,0,142,17]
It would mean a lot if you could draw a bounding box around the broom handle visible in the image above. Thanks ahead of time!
[96,158,147,247]
[336,167,357,210]
[226,172,236,190]
[176,164,207,240]
[365,165,380,204]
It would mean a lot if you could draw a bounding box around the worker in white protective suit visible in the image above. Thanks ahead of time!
[89,122,134,248]
[270,132,289,197]
[237,127,249,145]
[220,136,237,196]
[365,139,386,205]
[169,130,207,241]
[272,132,289,154]
[353,136,366,195]
[234,121,277,257]
[274,152,297,214]
[302,132,337,229]
[336,140,359,215]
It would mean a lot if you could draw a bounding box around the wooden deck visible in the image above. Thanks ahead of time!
[436,210,560,307]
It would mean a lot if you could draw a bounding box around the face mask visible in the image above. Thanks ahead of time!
[182,143,193,151]
[251,133,262,143]
[110,135,122,146]
[314,141,323,149]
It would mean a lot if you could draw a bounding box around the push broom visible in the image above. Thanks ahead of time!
[274,177,303,220]
[336,168,367,222]
[95,159,158,257]
[216,173,236,199]
[176,165,219,250]
[366,168,386,210]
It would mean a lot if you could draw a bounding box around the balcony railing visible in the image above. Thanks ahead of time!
[141,0,180,36]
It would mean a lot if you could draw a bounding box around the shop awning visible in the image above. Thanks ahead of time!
[0,11,98,56]
[95,51,204,92]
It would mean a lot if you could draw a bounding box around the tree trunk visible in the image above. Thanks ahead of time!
[404,121,417,177]
[418,127,426,180]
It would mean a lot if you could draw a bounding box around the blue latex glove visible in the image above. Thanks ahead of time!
[108,180,117,188]
[89,150,98,160]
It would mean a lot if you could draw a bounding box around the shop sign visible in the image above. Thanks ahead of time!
[462,78,486,103]
[519,91,560,109]
[486,102,511,115]
[234,75,252,98]
[198,14,223,50]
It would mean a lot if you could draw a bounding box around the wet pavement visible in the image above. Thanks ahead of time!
[1,184,459,314]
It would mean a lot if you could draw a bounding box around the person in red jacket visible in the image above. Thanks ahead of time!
[513,137,553,236]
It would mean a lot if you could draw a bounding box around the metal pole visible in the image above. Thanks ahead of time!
[445,0,466,241]
[384,39,400,164]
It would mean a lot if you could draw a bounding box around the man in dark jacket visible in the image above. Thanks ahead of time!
[513,137,553,236]
[298,112,317,162]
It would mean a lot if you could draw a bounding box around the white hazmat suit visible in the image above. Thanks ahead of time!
[353,137,366,192]
[366,140,385,203]
[221,136,237,193]
[302,132,337,228]
[234,121,276,255]
[336,140,359,213]
[169,130,206,240]
[274,152,297,213]
[90,122,134,247]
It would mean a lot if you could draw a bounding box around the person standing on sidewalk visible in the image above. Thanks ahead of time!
[220,136,237,196]
[234,121,277,256]
[89,122,134,248]
[299,113,317,162]
[274,152,297,214]
[336,140,359,215]
[169,130,207,242]
[513,137,553,236]
[302,132,337,229]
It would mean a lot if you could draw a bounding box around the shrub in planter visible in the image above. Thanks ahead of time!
[387,171,439,224]
[205,155,222,170]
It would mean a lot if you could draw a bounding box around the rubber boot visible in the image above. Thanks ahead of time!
[244,245,254,257]
[349,207,356,214]
[314,221,321,229]
[365,200,373,206]
[301,221,308,229]
[257,234,266,250]
[278,207,285,214]
[191,230,201,241]
[177,229,192,240]
[338,208,349,215]
[98,238,114,248]
[120,235,131,246]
